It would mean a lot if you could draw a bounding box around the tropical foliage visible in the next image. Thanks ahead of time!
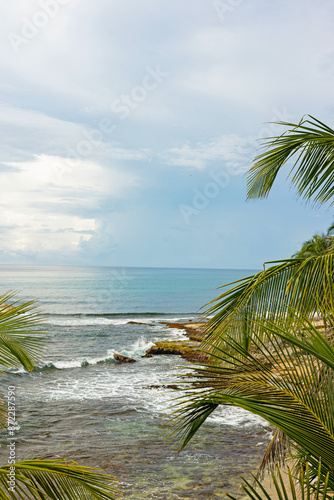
[203,249,334,355]
[292,232,333,259]
[168,115,334,498]
[168,309,334,492]
[203,117,334,355]
[247,115,334,205]
[0,292,120,499]
[228,463,332,500]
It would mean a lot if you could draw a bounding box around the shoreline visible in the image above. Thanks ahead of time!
[144,320,209,363]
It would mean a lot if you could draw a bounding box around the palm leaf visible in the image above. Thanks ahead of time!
[0,459,120,499]
[0,394,6,431]
[0,296,121,498]
[257,429,290,479]
[247,115,334,205]
[227,464,332,500]
[167,309,334,488]
[0,292,47,371]
[203,252,334,355]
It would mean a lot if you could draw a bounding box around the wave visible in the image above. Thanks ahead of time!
[47,317,133,326]
[45,312,199,318]
[34,338,156,372]
[45,313,200,327]
[35,356,116,372]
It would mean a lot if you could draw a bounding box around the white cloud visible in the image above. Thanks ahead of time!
[160,135,255,171]
[0,0,333,267]
[0,104,152,165]
[0,154,140,256]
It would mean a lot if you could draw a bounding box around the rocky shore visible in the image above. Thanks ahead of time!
[144,321,209,363]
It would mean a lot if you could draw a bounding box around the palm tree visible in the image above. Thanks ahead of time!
[0,292,120,499]
[167,116,334,498]
[167,308,334,496]
[292,232,333,259]
[247,115,334,205]
[203,116,334,356]
[204,251,334,355]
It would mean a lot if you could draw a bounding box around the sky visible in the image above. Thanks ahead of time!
[0,0,334,269]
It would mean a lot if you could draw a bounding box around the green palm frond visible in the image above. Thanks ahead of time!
[292,233,333,259]
[247,115,334,205]
[204,252,334,355]
[167,309,334,488]
[0,296,121,498]
[0,292,47,371]
[0,459,120,499]
[227,464,331,500]
[0,396,7,431]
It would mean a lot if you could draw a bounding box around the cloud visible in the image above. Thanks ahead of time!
[160,135,254,172]
[0,104,153,165]
[0,0,333,267]
[0,154,140,259]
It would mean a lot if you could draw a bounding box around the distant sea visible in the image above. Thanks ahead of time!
[0,266,271,499]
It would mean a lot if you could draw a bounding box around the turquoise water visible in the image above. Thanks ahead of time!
[0,265,258,315]
[0,266,270,499]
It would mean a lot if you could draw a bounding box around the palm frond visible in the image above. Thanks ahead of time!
[257,429,290,479]
[227,464,331,500]
[292,233,333,259]
[247,115,334,205]
[0,292,47,371]
[0,459,120,499]
[167,309,334,488]
[0,395,6,431]
[203,252,334,356]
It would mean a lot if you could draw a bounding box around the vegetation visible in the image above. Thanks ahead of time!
[247,115,334,205]
[168,309,334,488]
[168,115,334,499]
[0,292,120,499]
[228,463,332,500]
[202,116,334,355]
[292,231,333,258]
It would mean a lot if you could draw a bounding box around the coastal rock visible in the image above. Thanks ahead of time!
[160,321,208,341]
[145,341,209,363]
[146,344,184,356]
[146,384,180,390]
[113,353,136,363]
[127,321,155,326]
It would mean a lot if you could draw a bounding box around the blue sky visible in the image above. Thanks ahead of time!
[0,0,334,269]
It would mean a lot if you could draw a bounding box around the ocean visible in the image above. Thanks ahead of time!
[0,265,271,499]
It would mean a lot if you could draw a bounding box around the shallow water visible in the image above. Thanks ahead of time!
[0,265,270,498]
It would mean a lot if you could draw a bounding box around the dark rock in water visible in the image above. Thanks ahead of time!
[142,352,152,358]
[113,353,136,363]
[127,321,155,326]
[146,384,180,390]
